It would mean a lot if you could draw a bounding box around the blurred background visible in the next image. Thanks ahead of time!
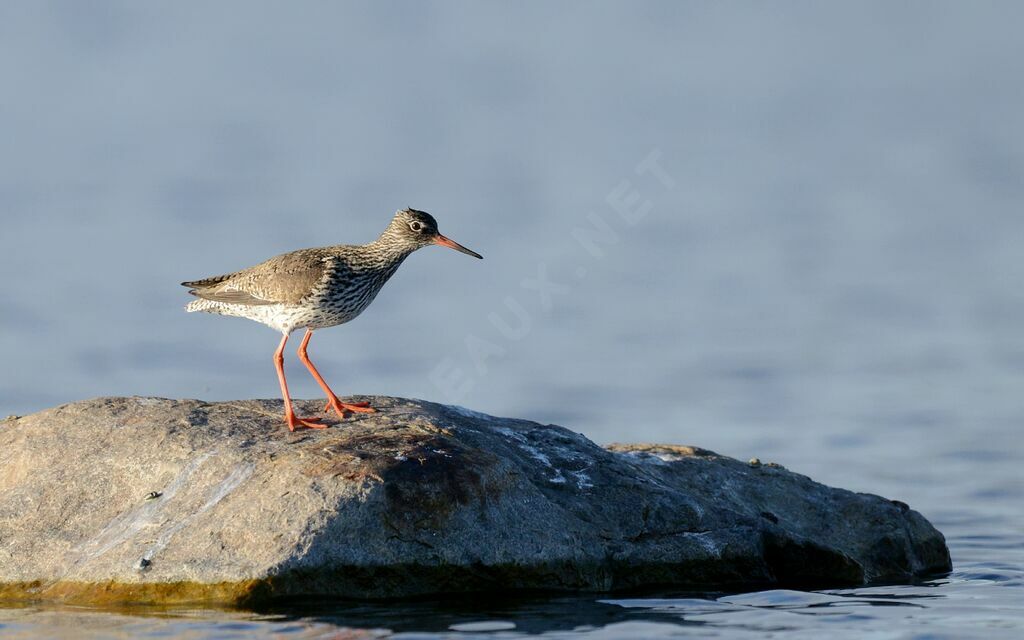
[1,2,1021,525]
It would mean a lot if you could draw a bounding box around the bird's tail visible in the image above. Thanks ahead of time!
[185,298,219,313]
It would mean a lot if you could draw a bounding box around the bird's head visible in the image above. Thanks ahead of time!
[383,208,483,259]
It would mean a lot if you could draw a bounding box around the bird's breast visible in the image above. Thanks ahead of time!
[310,267,396,321]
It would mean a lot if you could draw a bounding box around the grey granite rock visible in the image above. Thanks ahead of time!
[0,397,950,606]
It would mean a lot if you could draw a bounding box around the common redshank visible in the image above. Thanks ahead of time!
[182,208,482,431]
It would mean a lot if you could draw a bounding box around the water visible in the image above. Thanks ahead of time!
[1,1,1022,637]
[2,571,1024,639]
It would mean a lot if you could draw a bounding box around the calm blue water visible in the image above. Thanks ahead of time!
[1,2,1022,637]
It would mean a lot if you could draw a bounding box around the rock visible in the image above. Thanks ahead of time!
[0,397,950,606]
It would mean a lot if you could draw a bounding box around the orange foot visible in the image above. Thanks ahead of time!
[286,411,330,432]
[323,396,376,419]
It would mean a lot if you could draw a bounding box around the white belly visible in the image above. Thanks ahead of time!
[185,299,360,334]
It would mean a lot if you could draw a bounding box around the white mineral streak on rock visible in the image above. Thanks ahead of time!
[494,426,596,488]
[68,451,215,571]
[141,462,254,564]
[571,469,594,489]
[495,426,563,483]
[689,531,721,557]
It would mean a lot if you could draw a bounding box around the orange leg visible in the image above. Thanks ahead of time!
[274,333,327,431]
[297,329,376,419]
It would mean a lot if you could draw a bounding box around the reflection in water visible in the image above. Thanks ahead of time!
[3,570,1023,639]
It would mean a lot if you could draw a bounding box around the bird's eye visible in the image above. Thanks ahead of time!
[409,221,423,232]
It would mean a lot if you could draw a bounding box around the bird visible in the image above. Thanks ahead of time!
[181,208,482,431]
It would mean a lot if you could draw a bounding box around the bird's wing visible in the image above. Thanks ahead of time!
[182,250,333,306]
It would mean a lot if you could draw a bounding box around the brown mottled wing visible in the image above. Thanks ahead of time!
[182,249,332,306]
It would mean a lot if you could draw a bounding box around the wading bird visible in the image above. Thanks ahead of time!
[182,208,482,431]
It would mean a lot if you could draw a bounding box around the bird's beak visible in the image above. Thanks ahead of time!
[435,234,483,259]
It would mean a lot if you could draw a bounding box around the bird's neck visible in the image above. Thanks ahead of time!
[357,234,417,266]
[367,226,417,259]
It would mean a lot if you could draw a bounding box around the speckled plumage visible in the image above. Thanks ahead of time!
[183,209,478,334]
[184,245,408,334]
[182,207,481,431]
